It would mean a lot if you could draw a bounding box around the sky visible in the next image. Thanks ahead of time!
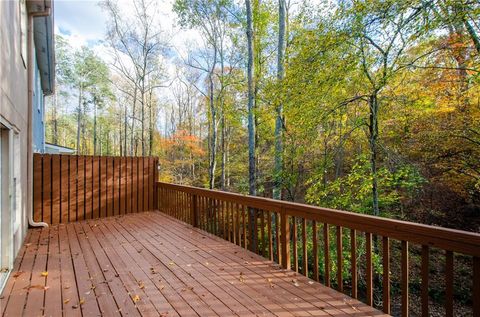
[54,0,204,106]
[54,0,108,49]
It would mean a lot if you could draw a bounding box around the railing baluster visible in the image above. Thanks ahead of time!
[336,226,343,292]
[313,221,319,282]
[275,212,280,264]
[383,236,390,314]
[474,257,480,317]
[351,229,357,299]
[191,194,198,227]
[268,211,273,261]
[261,210,266,257]
[293,217,298,272]
[324,223,330,287]
[402,240,409,317]
[445,251,454,317]
[243,205,247,249]
[227,201,232,242]
[236,203,241,246]
[366,232,373,306]
[233,202,237,245]
[230,201,234,242]
[421,245,429,317]
[302,218,308,276]
[220,201,230,240]
[280,209,290,270]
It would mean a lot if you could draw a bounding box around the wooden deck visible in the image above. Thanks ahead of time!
[0,211,385,317]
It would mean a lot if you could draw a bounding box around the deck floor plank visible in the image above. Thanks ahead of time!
[23,226,50,316]
[1,211,387,317]
[1,230,36,316]
[134,213,329,316]
[80,221,141,317]
[43,225,63,317]
[123,215,287,317]
[111,218,250,316]
[146,213,380,316]
[105,219,214,316]
[66,221,103,316]
[73,222,121,316]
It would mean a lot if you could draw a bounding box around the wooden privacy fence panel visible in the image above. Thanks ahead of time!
[156,181,480,317]
[33,154,158,224]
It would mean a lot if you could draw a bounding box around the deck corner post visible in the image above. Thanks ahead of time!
[280,208,291,270]
[191,194,198,227]
[154,158,159,210]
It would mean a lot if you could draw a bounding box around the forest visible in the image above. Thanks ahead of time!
[46,0,480,235]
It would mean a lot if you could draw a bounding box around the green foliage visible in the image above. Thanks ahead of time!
[306,156,425,216]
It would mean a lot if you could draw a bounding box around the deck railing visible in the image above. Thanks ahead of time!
[157,181,480,317]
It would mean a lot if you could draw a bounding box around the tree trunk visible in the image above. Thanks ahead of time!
[368,93,380,217]
[246,0,256,197]
[124,102,128,156]
[76,86,82,154]
[131,86,138,156]
[246,0,257,252]
[464,19,480,54]
[93,99,97,155]
[273,0,286,200]
[220,112,226,190]
[208,65,217,189]
[148,88,154,156]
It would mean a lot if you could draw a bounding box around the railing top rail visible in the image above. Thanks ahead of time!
[157,181,480,257]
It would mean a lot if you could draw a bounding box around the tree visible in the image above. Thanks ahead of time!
[273,0,286,200]
[246,0,256,196]
[103,0,166,156]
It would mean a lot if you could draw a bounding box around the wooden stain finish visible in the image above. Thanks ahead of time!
[32,154,158,224]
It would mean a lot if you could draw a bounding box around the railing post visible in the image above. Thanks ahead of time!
[280,207,290,270]
[154,159,158,209]
[191,194,198,227]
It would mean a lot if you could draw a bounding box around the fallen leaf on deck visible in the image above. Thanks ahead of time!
[267,278,275,288]
[292,279,299,287]
[159,284,165,290]
[239,272,245,283]
[64,299,70,304]
[0,268,9,273]
[169,261,175,266]
[41,271,48,277]
[181,286,194,292]
[150,267,157,274]
[26,285,49,291]
[308,281,314,285]
[139,281,145,289]
[79,298,85,305]
[13,271,25,278]
[64,285,71,289]
[72,304,79,309]
[132,295,140,303]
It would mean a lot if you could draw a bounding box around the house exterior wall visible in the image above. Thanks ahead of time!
[32,52,45,153]
[0,0,30,282]
[0,0,53,292]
